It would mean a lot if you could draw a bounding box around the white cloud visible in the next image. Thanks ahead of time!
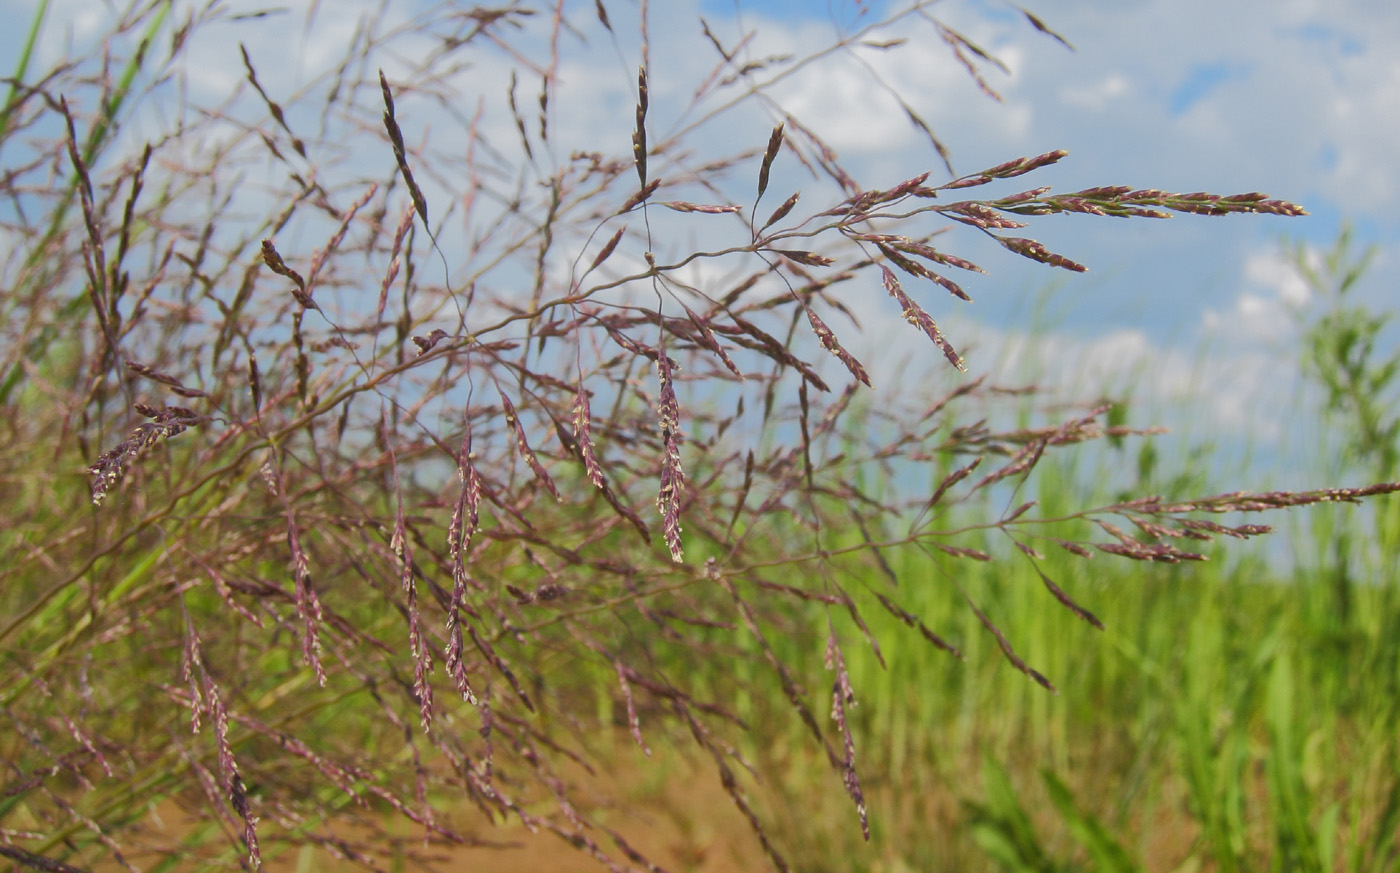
[841,300,1291,444]
[990,325,1293,442]
[1198,242,1330,346]
[1243,248,1312,307]
[1201,292,1294,345]
[1059,73,1131,111]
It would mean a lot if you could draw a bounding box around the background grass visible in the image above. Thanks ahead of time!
[594,401,1398,873]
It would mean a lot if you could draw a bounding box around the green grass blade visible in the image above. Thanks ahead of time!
[1041,769,1144,873]
[1316,802,1340,873]
[966,754,1060,873]
[1266,653,1321,871]
[0,0,48,148]
[1354,775,1400,873]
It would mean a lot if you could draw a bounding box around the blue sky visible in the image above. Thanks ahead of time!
[4,0,1395,486]
[700,0,883,22]
[688,0,1399,485]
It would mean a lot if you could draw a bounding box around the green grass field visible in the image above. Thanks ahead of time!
[579,447,1400,873]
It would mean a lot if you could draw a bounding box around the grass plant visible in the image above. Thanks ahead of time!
[1,3,1395,872]
[733,472,1399,872]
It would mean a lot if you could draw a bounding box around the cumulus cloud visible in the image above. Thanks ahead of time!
[1197,245,1308,345]
[1243,248,1312,307]
[1058,73,1131,111]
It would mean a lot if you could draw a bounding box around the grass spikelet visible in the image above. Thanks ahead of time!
[615,661,650,756]
[804,306,871,387]
[936,22,1007,101]
[304,184,375,299]
[377,205,416,325]
[892,239,985,274]
[757,122,784,201]
[283,504,327,687]
[633,66,648,187]
[379,69,429,229]
[387,426,434,733]
[500,391,561,501]
[948,201,1027,229]
[879,243,972,301]
[773,249,835,267]
[996,235,1088,272]
[411,328,449,355]
[446,423,482,707]
[621,178,660,212]
[661,200,744,214]
[259,238,316,308]
[536,73,548,146]
[798,380,813,486]
[261,238,315,405]
[587,226,625,273]
[729,314,832,391]
[759,191,800,233]
[872,593,964,660]
[506,70,534,162]
[239,43,306,158]
[1015,4,1074,48]
[881,265,966,371]
[946,149,1069,189]
[206,679,262,870]
[247,352,262,413]
[87,405,206,505]
[124,361,207,399]
[572,382,606,489]
[973,437,1048,492]
[965,593,1056,693]
[825,629,871,841]
[1034,565,1104,629]
[682,303,743,377]
[656,355,685,562]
